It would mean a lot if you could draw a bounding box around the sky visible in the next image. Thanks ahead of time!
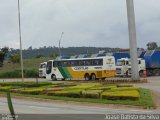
[0,0,160,49]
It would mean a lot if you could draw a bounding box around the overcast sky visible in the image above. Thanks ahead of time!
[0,0,160,49]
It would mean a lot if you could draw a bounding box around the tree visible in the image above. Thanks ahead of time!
[0,47,9,67]
[50,53,59,58]
[9,54,20,64]
[36,54,44,58]
[147,42,158,50]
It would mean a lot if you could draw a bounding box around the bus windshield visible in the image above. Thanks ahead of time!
[39,64,46,68]
[116,60,125,66]
[46,61,52,74]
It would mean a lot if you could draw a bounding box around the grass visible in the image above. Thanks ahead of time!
[0,57,51,73]
[0,57,51,78]
[0,82,155,108]
[0,88,155,109]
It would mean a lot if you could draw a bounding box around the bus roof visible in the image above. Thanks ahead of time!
[54,56,114,61]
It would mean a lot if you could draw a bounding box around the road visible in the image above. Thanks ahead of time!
[0,96,159,120]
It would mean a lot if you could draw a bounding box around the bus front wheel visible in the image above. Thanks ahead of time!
[51,74,57,81]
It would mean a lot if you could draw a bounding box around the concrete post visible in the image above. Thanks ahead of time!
[18,0,24,82]
[126,0,140,80]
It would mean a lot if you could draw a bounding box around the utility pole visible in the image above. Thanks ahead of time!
[58,32,64,56]
[126,0,140,80]
[18,0,24,82]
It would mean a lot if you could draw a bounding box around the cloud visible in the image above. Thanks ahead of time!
[0,0,160,49]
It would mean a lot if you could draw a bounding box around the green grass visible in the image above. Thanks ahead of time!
[0,88,155,108]
[0,57,51,78]
[0,82,155,108]
[0,57,51,73]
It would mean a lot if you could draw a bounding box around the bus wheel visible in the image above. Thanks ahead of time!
[91,73,96,80]
[84,74,90,80]
[51,74,57,81]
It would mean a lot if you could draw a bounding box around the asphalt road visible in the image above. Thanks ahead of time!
[0,97,158,120]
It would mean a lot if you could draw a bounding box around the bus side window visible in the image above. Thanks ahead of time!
[89,60,93,66]
[99,59,103,65]
[122,60,125,65]
[126,61,129,65]
[79,60,84,66]
[70,61,74,66]
[57,61,62,67]
[67,61,71,66]
[85,60,90,66]
[139,60,141,64]
[74,61,78,66]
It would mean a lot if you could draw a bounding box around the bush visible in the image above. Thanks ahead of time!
[52,83,77,87]
[48,90,82,98]
[20,87,46,95]
[110,87,139,92]
[9,54,20,64]
[117,84,133,87]
[69,85,94,89]
[82,90,102,98]
[0,82,52,87]
[0,86,13,91]
[101,90,140,101]
[0,70,21,78]
[0,69,39,78]
[89,85,116,91]
[24,69,39,78]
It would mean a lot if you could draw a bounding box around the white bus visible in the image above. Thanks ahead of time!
[46,56,116,80]
[39,62,47,78]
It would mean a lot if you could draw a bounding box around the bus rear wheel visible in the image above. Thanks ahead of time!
[51,74,57,81]
[84,74,90,80]
[91,73,96,80]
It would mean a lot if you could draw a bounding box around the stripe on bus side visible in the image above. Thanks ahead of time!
[58,67,72,78]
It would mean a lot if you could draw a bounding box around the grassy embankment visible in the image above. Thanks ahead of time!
[0,82,155,109]
[0,57,51,78]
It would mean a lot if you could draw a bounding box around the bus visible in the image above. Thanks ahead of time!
[46,56,116,80]
[39,62,47,78]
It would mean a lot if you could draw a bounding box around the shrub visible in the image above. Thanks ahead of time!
[52,83,77,87]
[0,82,52,87]
[0,86,13,91]
[0,69,39,78]
[48,90,82,98]
[110,87,139,92]
[0,70,21,78]
[101,90,140,101]
[82,90,102,98]
[117,84,133,87]
[69,85,94,89]
[89,85,116,91]
[24,69,39,78]
[20,87,46,95]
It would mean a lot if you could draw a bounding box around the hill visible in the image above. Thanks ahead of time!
[8,47,120,59]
